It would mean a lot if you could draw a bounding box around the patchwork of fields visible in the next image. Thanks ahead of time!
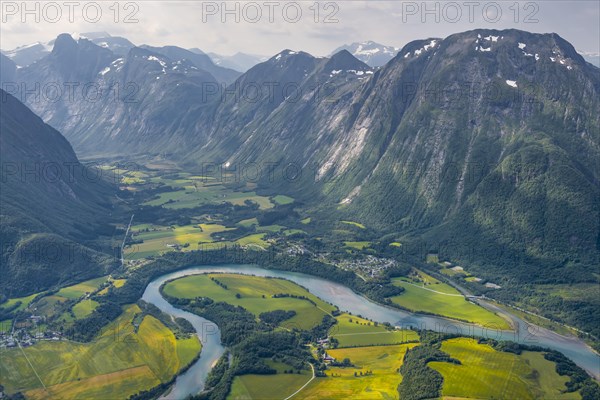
[141,172,274,210]
[163,274,336,330]
[301,344,417,399]
[1,164,588,400]
[0,305,201,399]
[330,314,419,347]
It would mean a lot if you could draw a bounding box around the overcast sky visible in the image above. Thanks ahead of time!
[1,1,599,56]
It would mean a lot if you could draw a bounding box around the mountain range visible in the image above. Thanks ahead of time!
[2,28,599,286]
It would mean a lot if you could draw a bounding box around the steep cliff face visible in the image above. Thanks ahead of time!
[338,30,600,273]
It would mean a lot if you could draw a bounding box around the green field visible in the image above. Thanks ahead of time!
[97,278,127,296]
[256,224,284,233]
[1,293,40,312]
[125,223,233,259]
[344,241,371,250]
[430,339,581,400]
[390,272,511,329]
[71,299,100,319]
[271,195,294,205]
[237,218,258,228]
[144,184,273,210]
[330,314,419,347]
[33,295,69,318]
[340,221,366,229]
[228,360,311,400]
[235,233,269,248]
[301,344,417,399]
[125,223,274,259]
[0,319,12,333]
[163,274,336,330]
[0,304,201,399]
[56,276,109,300]
[520,351,581,399]
[283,229,306,236]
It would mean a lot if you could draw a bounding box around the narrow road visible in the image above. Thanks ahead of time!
[17,339,47,391]
[121,214,134,266]
[284,363,315,400]
[400,281,464,296]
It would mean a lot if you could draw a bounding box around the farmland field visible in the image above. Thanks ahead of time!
[330,314,419,347]
[430,339,581,400]
[340,221,366,229]
[125,223,233,259]
[0,304,201,399]
[228,360,311,400]
[125,223,275,259]
[56,276,109,300]
[144,183,273,210]
[71,299,100,319]
[390,272,511,329]
[271,195,294,205]
[162,274,336,330]
[0,292,40,312]
[300,344,417,399]
[344,241,371,250]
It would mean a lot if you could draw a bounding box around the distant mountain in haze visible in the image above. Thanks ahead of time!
[1,32,134,66]
[0,53,16,83]
[580,51,600,67]
[141,45,240,84]
[331,40,399,67]
[1,41,52,67]
[205,51,268,72]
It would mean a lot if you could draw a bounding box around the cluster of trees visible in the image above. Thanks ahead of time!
[257,204,299,226]
[196,353,233,400]
[210,277,228,289]
[137,300,195,337]
[484,286,600,344]
[272,293,316,305]
[397,331,461,400]
[330,358,354,367]
[259,309,296,325]
[544,352,600,399]
[0,301,22,321]
[63,302,122,342]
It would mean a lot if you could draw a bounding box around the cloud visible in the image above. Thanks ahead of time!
[1,1,598,56]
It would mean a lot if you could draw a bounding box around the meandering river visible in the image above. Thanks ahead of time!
[142,264,600,399]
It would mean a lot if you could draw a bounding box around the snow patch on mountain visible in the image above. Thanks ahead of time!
[331,41,399,67]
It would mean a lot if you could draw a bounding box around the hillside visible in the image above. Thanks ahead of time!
[0,90,118,296]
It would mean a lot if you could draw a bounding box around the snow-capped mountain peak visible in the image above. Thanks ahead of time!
[330,40,399,67]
